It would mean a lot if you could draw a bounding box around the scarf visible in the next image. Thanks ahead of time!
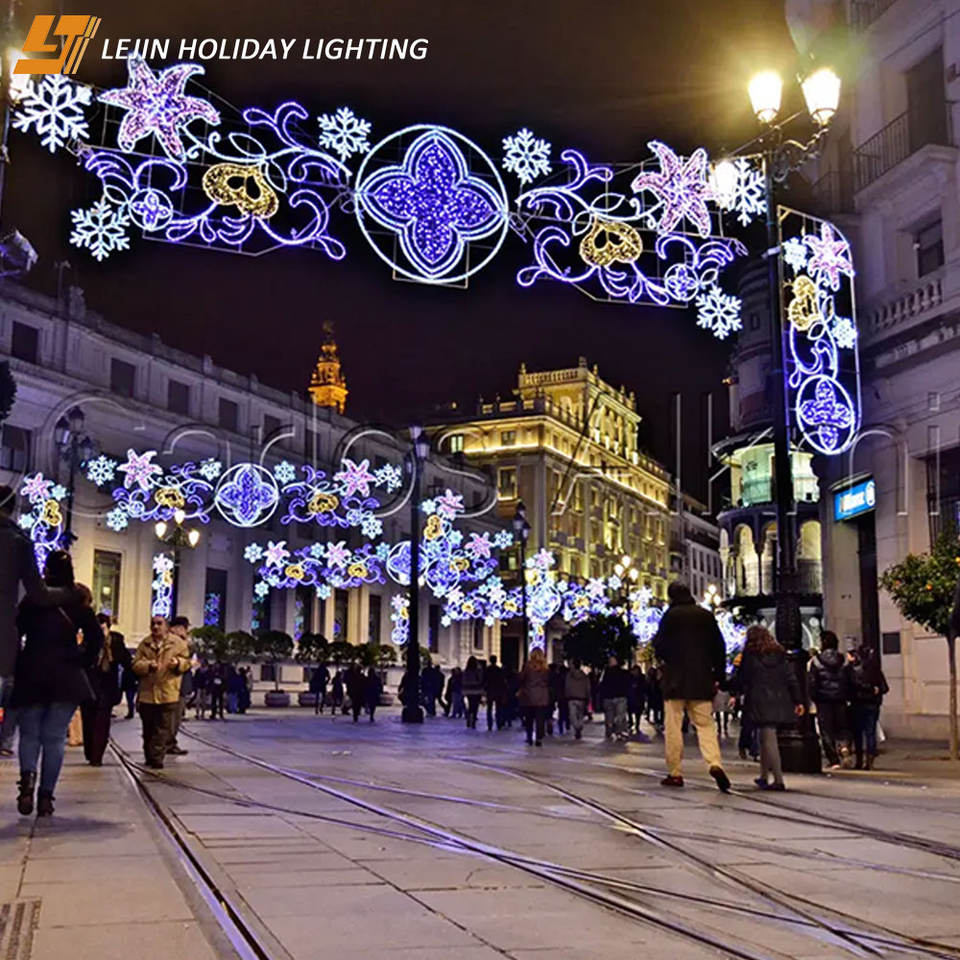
[98,632,114,672]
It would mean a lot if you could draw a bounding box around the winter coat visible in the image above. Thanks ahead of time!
[652,600,726,701]
[462,665,484,697]
[484,663,507,699]
[12,599,102,708]
[598,665,631,701]
[518,664,550,708]
[740,649,802,727]
[809,649,850,703]
[88,631,133,706]
[364,672,383,703]
[345,667,366,702]
[133,633,191,704]
[309,665,329,694]
[849,658,889,707]
[564,666,591,702]
[0,516,74,677]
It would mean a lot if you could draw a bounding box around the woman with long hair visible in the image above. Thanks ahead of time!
[13,550,101,816]
[518,648,550,746]
[739,625,804,791]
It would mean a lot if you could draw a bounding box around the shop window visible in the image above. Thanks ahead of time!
[92,550,122,619]
[500,430,516,447]
[498,467,517,499]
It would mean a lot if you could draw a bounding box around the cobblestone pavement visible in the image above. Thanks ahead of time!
[4,709,960,960]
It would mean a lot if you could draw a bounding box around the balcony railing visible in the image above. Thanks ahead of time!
[850,0,898,30]
[865,274,943,338]
[853,109,951,192]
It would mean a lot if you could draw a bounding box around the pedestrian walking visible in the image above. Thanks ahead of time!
[166,616,192,755]
[346,664,366,723]
[848,646,888,770]
[628,665,647,735]
[133,615,191,769]
[226,665,243,714]
[364,667,383,722]
[729,652,759,760]
[738,625,805,791]
[564,658,590,739]
[238,667,251,713]
[446,667,464,719]
[0,487,78,757]
[462,656,484,729]
[309,662,329,714]
[652,581,730,792]
[80,613,131,766]
[518,648,550,746]
[13,551,101,816]
[330,669,344,713]
[193,660,210,719]
[121,653,138,719]
[809,631,851,769]
[646,666,664,731]
[598,655,631,740]
[484,654,507,730]
[208,660,226,719]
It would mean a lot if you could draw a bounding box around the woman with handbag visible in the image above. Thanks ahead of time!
[12,550,101,816]
[80,613,131,766]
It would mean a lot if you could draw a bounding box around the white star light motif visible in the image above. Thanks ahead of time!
[804,222,853,290]
[631,141,715,238]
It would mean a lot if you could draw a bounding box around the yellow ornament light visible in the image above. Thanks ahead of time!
[307,490,339,515]
[202,162,279,219]
[42,499,62,526]
[579,218,643,267]
[155,486,185,508]
[423,514,443,540]
[787,275,821,331]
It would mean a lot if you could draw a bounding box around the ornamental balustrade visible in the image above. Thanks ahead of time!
[865,275,944,338]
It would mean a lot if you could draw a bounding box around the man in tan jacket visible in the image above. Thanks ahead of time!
[133,615,190,769]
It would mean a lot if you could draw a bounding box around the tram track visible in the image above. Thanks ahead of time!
[160,727,960,960]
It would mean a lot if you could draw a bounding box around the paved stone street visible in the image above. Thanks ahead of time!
[3,710,960,960]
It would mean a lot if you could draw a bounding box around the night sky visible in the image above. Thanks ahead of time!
[7,0,800,501]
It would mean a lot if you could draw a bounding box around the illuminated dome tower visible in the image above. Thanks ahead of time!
[308,320,348,414]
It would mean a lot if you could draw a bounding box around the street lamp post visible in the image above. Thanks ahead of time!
[401,425,430,724]
[718,64,841,772]
[512,501,531,662]
[154,510,200,619]
[613,554,640,615]
[54,406,93,544]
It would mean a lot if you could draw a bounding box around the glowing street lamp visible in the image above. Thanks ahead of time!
[748,70,783,124]
[154,509,201,617]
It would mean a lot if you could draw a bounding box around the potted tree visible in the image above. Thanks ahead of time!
[191,625,229,662]
[563,613,637,670]
[251,630,295,707]
[880,533,960,759]
[295,632,329,707]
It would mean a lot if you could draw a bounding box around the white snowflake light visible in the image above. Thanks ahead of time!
[502,128,552,185]
[51,484,67,501]
[12,74,92,153]
[86,455,117,486]
[254,581,270,598]
[198,459,222,481]
[106,507,129,532]
[832,316,858,350]
[374,463,402,492]
[782,236,808,274]
[715,157,765,227]
[273,460,297,484]
[70,198,130,262]
[696,282,742,340]
[243,543,263,563]
[361,515,383,539]
[317,107,372,162]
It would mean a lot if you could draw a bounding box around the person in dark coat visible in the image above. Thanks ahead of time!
[12,550,101,816]
[330,669,344,712]
[461,656,484,729]
[518,648,550,745]
[193,660,210,719]
[309,662,329,714]
[484,654,507,730]
[446,667,464,719]
[237,667,251,713]
[364,667,383,722]
[739,625,805,791]
[346,664,366,723]
[848,646,888,769]
[628,665,647,735]
[0,487,78,755]
[80,613,132,766]
[809,631,851,768]
[652,582,729,791]
[646,666,664,730]
[729,652,759,761]
[121,650,139,719]
[598,655,632,740]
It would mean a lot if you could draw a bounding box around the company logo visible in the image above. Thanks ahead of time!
[14,15,101,76]
[834,477,876,522]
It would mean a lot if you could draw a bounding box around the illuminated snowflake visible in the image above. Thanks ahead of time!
[317,106,372,162]
[86,455,117,486]
[70,199,130,262]
[361,515,383,539]
[714,157,765,226]
[198,459,222,481]
[502,127,552,185]
[375,542,391,561]
[18,514,33,530]
[316,584,331,600]
[374,463,402,492]
[695,283,742,340]
[309,542,326,559]
[493,530,514,549]
[782,237,808,274]
[326,541,350,567]
[51,484,67,501]
[254,581,270,599]
[12,74,92,153]
[106,507,129,532]
[243,543,263,563]
[274,460,297,484]
[118,449,162,492]
[832,316,858,350]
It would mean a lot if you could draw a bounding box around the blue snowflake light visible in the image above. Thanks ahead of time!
[198,459,222,481]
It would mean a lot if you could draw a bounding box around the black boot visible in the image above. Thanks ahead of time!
[36,790,55,817]
[17,772,36,816]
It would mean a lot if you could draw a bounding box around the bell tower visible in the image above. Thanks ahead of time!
[308,320,348,414]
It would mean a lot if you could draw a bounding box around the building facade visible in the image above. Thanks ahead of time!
[810,0,960,736]
[0,283,502,700]
[671,494,724,605]
[428,358,673,666]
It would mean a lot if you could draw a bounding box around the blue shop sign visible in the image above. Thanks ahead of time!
[834,478,876,521]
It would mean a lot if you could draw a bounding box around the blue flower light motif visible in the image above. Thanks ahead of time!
[797,377,855,454]
[214,463,279,527]
[357,127,507,281]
